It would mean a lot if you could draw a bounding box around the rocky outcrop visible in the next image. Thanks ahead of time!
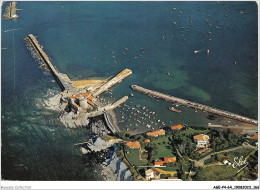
[59,112,90,128]
[87,137,115,152]
[90,120,109,136]
[80,137,132,181]
[43,94,64,111]
[101,144,132,181]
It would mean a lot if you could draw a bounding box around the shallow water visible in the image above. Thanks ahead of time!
[1,1,257,180]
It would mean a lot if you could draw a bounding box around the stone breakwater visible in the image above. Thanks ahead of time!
[131,85,258,126]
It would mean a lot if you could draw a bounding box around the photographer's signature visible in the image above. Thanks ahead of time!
[231,156,248,168]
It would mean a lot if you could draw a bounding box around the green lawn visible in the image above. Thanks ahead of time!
[160,166,180,171]
[149,135,175,159]
[156,144,175,158]
[125,149,148,167]
[161,165,190,171]
[194,165,238,181]
[204,148,253,165]
[227,149,253,161]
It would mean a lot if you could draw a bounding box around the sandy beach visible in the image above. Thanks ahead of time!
[72,78,105,89]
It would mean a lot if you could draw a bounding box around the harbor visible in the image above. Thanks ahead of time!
[131,85,258,126]
[25,34,132,133]
[1,1,258,182]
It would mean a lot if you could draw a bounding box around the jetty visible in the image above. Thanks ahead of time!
[131,85,258,126]
[92,69,132,97]
[4,2,22,20]
[25,34,75,91]
[25,34,132,133]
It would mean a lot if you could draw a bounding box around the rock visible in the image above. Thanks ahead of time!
[101,146,132,181]
[43,94,62,111]
[90,120,109,136]
[80,147,89,154]
[87,137,114,152]
[60,112,90,128]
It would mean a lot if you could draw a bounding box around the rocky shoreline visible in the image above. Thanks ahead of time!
[80,137,132,181]
[101,147,132,181]
[41,93,132,180]
[42,93,110,135]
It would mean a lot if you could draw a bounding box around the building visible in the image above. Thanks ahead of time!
[144,139,151,143]
[164,157,176,163]
[154,161,165,167]
[145,169,154,180]
[222,160,229,165]
[126,141,141,149]
[250,133,258,140]
[193,134,210,148]
[147,129,166,137]
[154,157,176,167]
[66,92,96,113]
[171,124,183,131]
[145,168,161,180]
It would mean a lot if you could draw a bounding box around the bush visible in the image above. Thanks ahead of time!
[166,162,176,167]
[161,174,171,179]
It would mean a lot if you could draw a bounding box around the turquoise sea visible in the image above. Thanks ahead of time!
[1,1,257,180]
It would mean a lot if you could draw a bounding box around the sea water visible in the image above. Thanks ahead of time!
[1,1,257,180]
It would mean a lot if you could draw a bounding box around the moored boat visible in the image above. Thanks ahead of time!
[169,106,182,113]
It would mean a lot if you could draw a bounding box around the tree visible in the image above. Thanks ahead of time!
[178,169,186,180]
[161,174,171,179]
[165,162,176,167]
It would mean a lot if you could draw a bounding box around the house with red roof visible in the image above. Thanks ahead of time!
[147,129,165,137]
[171,124,183,131]
[193,134,210,148]
[126,141,141,149]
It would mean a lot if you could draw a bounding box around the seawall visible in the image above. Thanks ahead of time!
[131,85,258,126]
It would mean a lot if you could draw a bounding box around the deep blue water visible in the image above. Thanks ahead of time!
[1,1,258,180]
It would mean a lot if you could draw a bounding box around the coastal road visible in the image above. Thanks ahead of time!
[194,145,255,167]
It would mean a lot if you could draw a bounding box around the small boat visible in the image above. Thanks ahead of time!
[130,93,134,97]
[207,49,210,55]
[167,72,171,76]
[169,107,182,113]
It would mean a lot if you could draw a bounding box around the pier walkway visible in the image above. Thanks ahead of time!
[104,111,120,134]
[92,69,132,97]
[131,85,258,126]
[26,34,75,91]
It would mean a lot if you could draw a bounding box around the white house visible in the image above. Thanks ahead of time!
[145,169,154,180]
[193,134,210,148]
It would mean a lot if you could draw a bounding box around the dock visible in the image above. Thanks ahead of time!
[131,85,258,126]
[104,111,121,133]
[25,34,75,91]
[92,69,132,97]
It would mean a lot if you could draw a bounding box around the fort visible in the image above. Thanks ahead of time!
[131,85,258,126]
[25,34,132,133]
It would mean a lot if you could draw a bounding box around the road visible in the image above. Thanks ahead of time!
[194,145,255,167]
